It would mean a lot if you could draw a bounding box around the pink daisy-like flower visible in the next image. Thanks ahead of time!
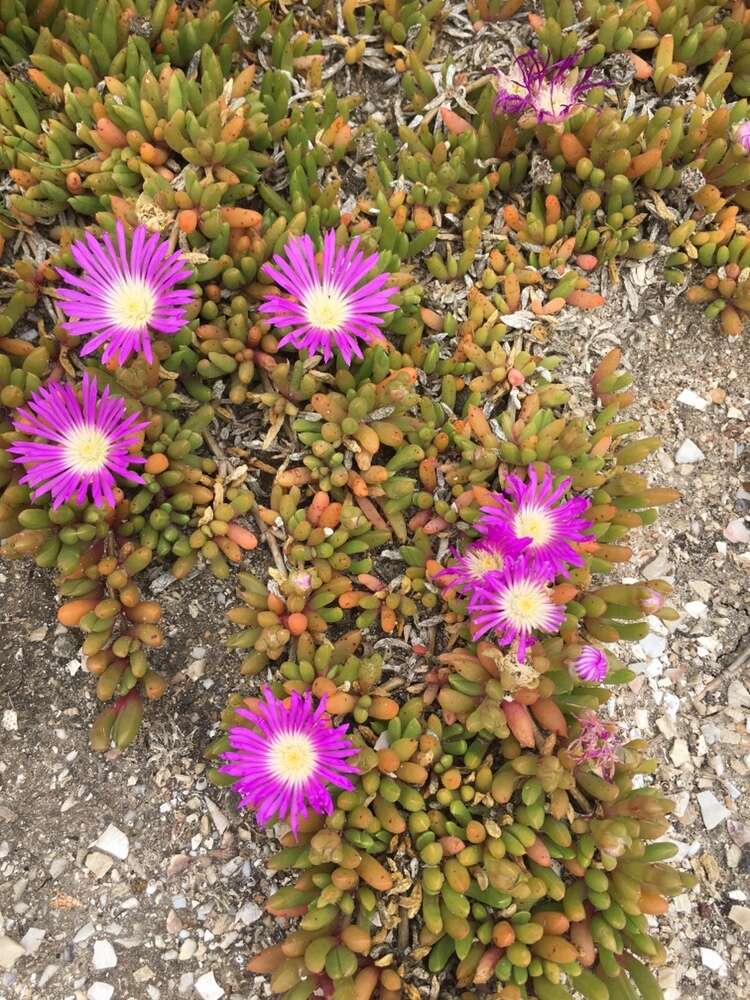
[8,374,148,509]
[56,221,193,365]
[478,465,594,574]
[736,121,750,154]
[492,49,602,126]
[220,687,359,834]
[567,710,622,779]
[572,645,608,683]
[466,555,565,661]
[435,539,508,595]
[259,230,398,365]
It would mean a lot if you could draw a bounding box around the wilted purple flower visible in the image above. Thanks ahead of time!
[466,555,565,661]
[492,49,601,126]
[220,688,359,834]
[56,221,193,365]
[478,465,594,574]
[8,374,147,509]
[259,230,397,365]
[289,570,312,594]
[736,121,750,154]
[640,588,665,615]
[567,710,622,779]
[435,539,508,595]
[572,645,608,683]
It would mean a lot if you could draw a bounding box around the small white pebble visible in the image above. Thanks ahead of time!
[91,824,129,860]
[728,905,750,932]
[194,971,224,1000]
[697,790,731,831]
[237,901,262,925]
[677,388,707,411]
[88,984,115,1000]
[700,947,726,973]
[2,710,18,732]
[92,940,117,970]
[0,935,26,970]
[683,601,707,618]
[724,518,750,544]
[675,439,705,464]
[20,928,45,955]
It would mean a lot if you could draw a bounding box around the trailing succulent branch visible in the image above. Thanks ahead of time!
[206,345,689,1000]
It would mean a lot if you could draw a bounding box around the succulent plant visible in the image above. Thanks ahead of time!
[211,657,694,1000]
[212,346,687,996]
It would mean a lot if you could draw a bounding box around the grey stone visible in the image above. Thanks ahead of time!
[52,634,79,658]
[74,922,96,944]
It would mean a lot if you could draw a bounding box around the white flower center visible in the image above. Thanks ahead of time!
[466,548,505,578]
[502,69,527,97]
[502,580,551,630]
[63,424,111,474]
[107,277,156,329]
[514,504,553,546]
[303,284,350,331]
[268,731,318,785]
[537,81,575,117]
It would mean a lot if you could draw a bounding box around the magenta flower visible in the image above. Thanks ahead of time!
[492,49,601,126]
[56,222,193,365]
[736,121,750,153]
[8,374,148,508]
[436,539,508,595]
[220,687,359,834]
[572,645,608,683]
[567,711,622,779]
[466,555,565,661]
[478,465,593,574]
[259,230,398,365]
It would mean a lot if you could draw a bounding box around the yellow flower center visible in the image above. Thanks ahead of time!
[269,732,317,785]
[64,425,111,474]
[503,582,550,630]
[466,549,505,578]
[303,284,350,331]
[514,505,553,547]
[108,277,156,329]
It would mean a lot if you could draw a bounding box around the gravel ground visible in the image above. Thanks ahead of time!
[1,292,749,1000]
